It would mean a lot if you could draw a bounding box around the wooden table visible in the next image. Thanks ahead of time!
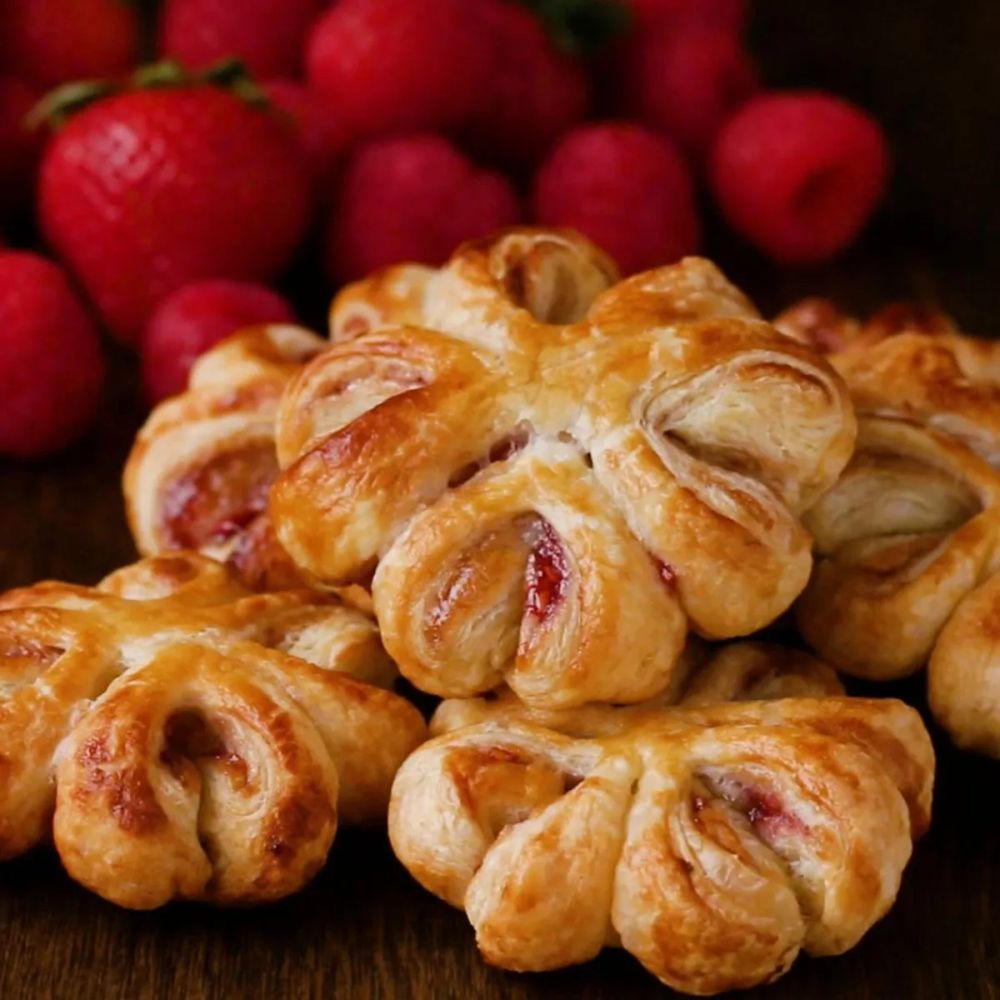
[3,3,1000,997]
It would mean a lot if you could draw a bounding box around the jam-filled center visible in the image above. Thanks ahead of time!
[523,520,569,625]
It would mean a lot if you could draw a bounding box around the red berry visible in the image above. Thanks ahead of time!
[533,122,700,275]
[0,78,43,227]
[141,279,294,403]
[710,91,890,263]
[462,0,589,167]
[264,79,351,182]
[0,0,139,89]
[327,134,521,282]
[159,0,322,79]
[39,84,312,344]
[0,252,106,457]
[306,0,491,138]
[623,0,747,32]
[618,27,757,158]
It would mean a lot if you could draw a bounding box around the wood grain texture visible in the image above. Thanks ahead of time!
[3,2,1000,996]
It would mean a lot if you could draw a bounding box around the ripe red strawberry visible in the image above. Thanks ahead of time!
[306,0,492,138]
[0,0,139,89]
[159,0,322,79]
[39,79,312,344]
[0,78,43,227]
[462,0,589,167]
[142,279,295,403]
[533,122,700,275]
[327,134,522,282]
[0,251,106,458]
[617,27,757,158]
[264,78,352,182]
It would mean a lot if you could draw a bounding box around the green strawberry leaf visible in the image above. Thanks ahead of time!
[517,0,632,56]
[26,80,117,130]
[28,59,272,131]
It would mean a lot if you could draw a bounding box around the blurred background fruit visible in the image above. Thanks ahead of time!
[141,279,296,403]
[327,134,522,282]
[0,0,917,454]
[0,251,106,457]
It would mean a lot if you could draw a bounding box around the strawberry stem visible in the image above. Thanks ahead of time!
[28,59,272,131]
[517,0,632,56]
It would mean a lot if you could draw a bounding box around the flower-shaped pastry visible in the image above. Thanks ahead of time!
[389,696,933,995]
[780,299,1000,754]
[0,553,425,908]
[125,324,326,590]
[273,228,856,708]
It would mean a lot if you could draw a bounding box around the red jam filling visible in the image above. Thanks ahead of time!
[741,787,806,839]
[159,445,277,549]
[524,521,569,625]
[652,556,677,589]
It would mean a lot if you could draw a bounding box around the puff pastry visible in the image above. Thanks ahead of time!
[125,324,326,591]
[777,298,1000,464]
[389,696,933,995]
[430,640,845,736]
[273,228,856,708]
[783,299,1000,754]
[0,552,425,908]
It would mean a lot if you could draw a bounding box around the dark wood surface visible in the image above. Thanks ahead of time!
[3,3,1000,998]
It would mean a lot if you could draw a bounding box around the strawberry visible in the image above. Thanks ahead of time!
[462,0,590,168]
[263,78,352,183]
[306,0,492,138]
[38,64,312,344]
[159,0,323,79]
[0,251,106,458]
[0,0,139,89]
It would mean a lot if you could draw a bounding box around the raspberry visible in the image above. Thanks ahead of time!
[461,0,589,167]
[264,79,352,182]
[0,252,106,457]
[159,0,322,79]
[0,78,43,228]
[618,27,757,158]
[533,122,700,275]
[327,134,522,283]
[710,91,890,263]
[306,0,491,138]
[141,279,295,403]
[623,0,747,32]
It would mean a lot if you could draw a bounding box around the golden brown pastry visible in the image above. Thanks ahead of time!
[389,696,933,995]
[330,262,435,341]
[780,297,1000,754]
[273,228,856,709]
[798,418,1000,679]
[777,298,1000,464]
[124,323,326,590]
[430,640,844,736]
[0,552,424,908]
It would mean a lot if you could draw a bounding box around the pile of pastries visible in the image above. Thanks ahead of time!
[13,225,1000,993]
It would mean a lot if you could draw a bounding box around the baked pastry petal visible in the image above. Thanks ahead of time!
[776,297,1000,464]
[389,696,933,995]
[124,323,326,590]
[274,228,856,707]
[928,572,1000,755]
[798,418,1000,679]
[0,553,424,908]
